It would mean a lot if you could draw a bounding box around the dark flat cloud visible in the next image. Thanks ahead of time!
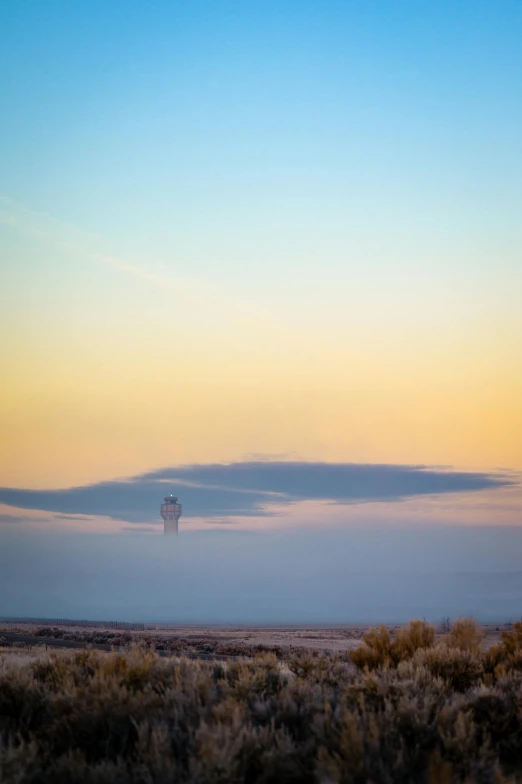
[0,514,43,525]
[0,462,514,525]
[0,513,62,526]
[143,462,511,500]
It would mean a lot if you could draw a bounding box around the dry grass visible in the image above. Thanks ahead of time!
[1,618,522,782]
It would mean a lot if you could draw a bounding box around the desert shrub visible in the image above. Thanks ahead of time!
[499,621,522,657]
[484,622,522,677]
[414,646,484,692]
[349,624,394,670]
[391,619,436,662]
[31,654,74,689]
[3,625,286,661]
[4,622,522,782]
[34,627,64,639]
[444,618,485,653]
[350,621,436,670]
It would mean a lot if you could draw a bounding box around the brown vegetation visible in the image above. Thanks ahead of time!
[23,626,280,658]
[350,618,485,669]
[1,618,522,782]
[0,624,370,655]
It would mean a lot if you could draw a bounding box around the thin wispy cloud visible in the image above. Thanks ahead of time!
[0,195,275,323]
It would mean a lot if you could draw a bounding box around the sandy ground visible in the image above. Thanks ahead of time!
[1,621,513,653]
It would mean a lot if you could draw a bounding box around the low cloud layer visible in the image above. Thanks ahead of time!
[0,462,513,525]
[3,526,522,622]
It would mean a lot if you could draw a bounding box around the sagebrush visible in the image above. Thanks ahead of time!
[1,619,522,783]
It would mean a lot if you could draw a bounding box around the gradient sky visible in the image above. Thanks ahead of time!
[2,0,522,490]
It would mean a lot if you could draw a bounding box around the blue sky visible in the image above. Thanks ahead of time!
[3,0,521,277]
[1,0,521,488]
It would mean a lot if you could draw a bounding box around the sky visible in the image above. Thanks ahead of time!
[1,0,522,489]
[1,2,522,621]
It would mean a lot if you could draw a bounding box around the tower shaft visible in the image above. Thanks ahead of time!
[160,498,182,535]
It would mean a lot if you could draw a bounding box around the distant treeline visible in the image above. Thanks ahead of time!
[0,617,145,630]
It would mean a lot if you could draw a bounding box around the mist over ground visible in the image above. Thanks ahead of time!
[2,525,522,624]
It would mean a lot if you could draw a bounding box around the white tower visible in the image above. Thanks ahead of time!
[161,495,182,535]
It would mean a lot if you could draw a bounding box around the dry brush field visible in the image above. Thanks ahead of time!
[2,619,522,782]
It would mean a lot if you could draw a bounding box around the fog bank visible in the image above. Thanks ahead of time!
[2,527,522,623]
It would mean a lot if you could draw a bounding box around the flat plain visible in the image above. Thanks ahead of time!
[0,619,513,655]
